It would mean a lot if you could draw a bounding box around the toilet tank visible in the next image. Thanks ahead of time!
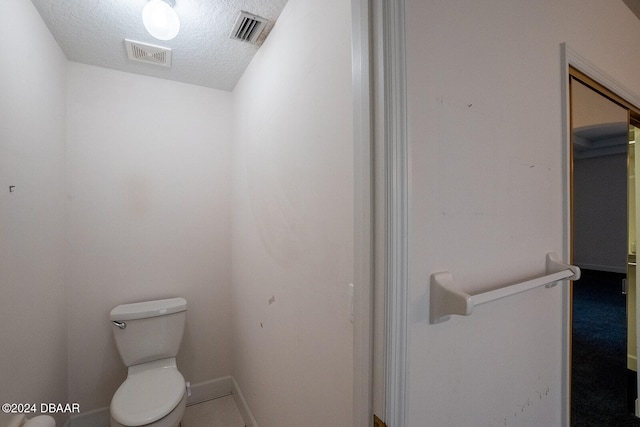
[110,297,187,367]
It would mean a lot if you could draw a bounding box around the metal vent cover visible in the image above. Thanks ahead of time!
[124,39,172,68]
[230,11,269,44]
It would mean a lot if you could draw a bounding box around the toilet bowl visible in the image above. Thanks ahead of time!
[109,298,187,427]
[110,359,187,427]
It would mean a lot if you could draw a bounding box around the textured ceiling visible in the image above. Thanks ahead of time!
[30,0,289,91]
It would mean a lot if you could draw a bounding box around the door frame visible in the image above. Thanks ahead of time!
[353,0,410,425]
[351,1,375,426]
[353,0,409,426]
[368,0,409,426]
[561,43,640,426]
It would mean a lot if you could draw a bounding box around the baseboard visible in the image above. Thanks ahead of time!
[576,263,627,274]
[186,376,233,405]
[230,377,258,427]
[63,376,257,427]
[629,354,638,372]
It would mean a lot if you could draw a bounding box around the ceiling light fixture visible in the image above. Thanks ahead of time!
[142,0,180,41]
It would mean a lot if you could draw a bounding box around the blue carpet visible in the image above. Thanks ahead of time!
[571,269,640,426]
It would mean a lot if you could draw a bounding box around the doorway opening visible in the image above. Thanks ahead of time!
[569,66,640,426]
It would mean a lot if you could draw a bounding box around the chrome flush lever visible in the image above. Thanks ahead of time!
[112,320,126,329]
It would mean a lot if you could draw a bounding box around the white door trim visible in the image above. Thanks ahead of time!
[353,1,410,425]
[379,0,409,426]
[352,1,374,426]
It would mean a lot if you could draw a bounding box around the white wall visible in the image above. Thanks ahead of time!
[571,79,629,272]
[574,154,628,273]
[231,0,354,425]
[404,0,640,425]
[65,63,234,410]
[0,0,68,425]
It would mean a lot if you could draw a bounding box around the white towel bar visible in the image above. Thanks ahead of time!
[429,252,580,324]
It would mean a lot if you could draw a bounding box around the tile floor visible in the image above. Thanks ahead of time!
[181,395,246,427]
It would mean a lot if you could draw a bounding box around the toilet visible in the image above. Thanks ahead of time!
[5,415,55,427]
[109,297,188,427]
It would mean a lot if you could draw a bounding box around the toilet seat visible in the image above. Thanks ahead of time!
[111,361,185,427]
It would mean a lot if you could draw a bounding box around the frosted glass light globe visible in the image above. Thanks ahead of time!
[142,0,180,41]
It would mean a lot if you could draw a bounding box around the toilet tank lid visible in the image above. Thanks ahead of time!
[110,298,187,321]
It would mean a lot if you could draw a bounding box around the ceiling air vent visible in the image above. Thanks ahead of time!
[125,39,172,68]
[230,11,269,44]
